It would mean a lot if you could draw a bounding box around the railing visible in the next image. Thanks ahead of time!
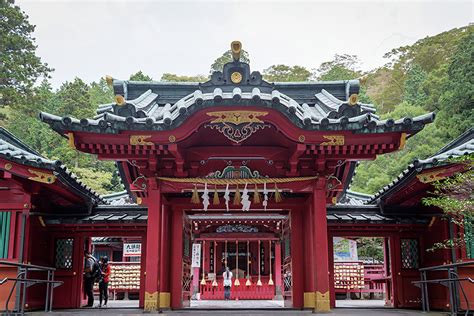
[0,261,63,315]
[412,261,474,316]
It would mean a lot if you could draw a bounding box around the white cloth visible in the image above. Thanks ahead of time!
[223,270,233,287]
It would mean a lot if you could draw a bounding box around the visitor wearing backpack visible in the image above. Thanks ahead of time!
[83,250,101,307]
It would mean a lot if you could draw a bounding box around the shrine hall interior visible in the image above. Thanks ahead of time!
[0,42,473,312]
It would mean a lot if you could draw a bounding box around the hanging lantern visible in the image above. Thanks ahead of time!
[268,240,274,286]
[245,240,252,286]
[212,241,218,287]
[191,184,200,204]
[234,240,240,286]
[200,240,206,285]
[257,240,262,286]
[213,185,219,205]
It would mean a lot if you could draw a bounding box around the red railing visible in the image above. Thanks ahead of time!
[200,276,275,300]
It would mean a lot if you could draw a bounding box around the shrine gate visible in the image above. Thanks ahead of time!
[9,41,473,313]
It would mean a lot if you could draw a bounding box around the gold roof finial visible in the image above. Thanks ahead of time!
[231,41,242,61]
[105,75,113,86]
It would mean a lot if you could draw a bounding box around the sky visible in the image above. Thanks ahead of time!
[17,0,474,88]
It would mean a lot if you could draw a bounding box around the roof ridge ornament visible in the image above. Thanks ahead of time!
[231,41,242,61]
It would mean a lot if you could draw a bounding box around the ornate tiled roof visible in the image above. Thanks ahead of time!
[368,128,474,204]
[102,190,136,206]
[0,127,105,205]
[40,59,434,135]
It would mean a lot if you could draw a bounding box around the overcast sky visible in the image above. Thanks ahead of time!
[17,0,473,88]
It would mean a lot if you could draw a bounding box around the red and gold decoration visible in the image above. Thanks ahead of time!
[205,110,271,143]
[257,240,262,286]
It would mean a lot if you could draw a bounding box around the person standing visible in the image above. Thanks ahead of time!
[98,256,111,308]
[222,266,233,300]
[83,250,98,307]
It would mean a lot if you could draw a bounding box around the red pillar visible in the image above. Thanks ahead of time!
[303,201,315,308]
[143,180,162,312]
[159,205,170,308]
[313,178,330,312]
[274,241,282,298]
[170,207,184,309]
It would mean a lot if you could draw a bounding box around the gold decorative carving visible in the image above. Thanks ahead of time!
[331,197,337,204]
[115,95,126,106]
[348,93,358,105]
[207,111,268,124]
[231,40,242,61]
[4,163,12,171]
[315,290,330,312]
[304,292,315,308]
[130,135,153,146]
[144,291,158,311]
[417,169,446,183]
[168,135,176,143]
[399,132,407,150]
[320,135,345,146]
[28,169,56,184]
[105,75,113,86]
[231,71,242,84]
[67,132,76,149]
[136,197,143,205]
[298,135,306,143]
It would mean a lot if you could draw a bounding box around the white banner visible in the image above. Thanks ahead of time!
[123,243,141,257]
[191,243,201,268]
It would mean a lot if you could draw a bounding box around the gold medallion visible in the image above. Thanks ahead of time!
[231,71,242,84]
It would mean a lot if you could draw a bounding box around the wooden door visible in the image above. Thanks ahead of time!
[51,235,82,308]
[394,236,422,308]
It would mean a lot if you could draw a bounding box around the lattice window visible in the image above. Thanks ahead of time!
[55,238,74,269]
[401,239,419,269]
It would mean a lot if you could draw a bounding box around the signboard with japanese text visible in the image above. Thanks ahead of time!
[191,243,201,268]
[123,243,141,257]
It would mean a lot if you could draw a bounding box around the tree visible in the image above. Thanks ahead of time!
[350,103,446,194]
[0,0,52,106]
[129,71,153,81]
[422,156,474,251]
[160,73,208,82]
[435,29,474,140]
[316,54,362,81]
[403,64,428,106]
[210,49,250,74]
[263,65,312,82]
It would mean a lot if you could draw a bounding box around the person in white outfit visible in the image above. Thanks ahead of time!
[222,267,233,300]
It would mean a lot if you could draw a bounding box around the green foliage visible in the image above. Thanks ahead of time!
[316,54,362,81]
[263,65,312,82]
[357,237,384,263]
[209,49,250,74]
[0,0,52,106]
[160,73,208,82]
[129,71,152,81]
[403,64,428,105]
[422,156,474,250]
[351,103,446,194]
